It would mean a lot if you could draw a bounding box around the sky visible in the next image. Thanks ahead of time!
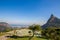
[0,0,60,25]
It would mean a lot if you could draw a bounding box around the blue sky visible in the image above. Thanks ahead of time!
[0,0,60,25]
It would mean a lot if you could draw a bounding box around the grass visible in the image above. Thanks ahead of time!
[0,32,6,36]
[7,36,47,40]
[7,37,28,40]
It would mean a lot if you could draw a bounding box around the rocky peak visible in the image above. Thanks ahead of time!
[47,14,58,23]
[42,14,60,29]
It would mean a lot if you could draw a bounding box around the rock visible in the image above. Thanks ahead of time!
[42,14,60,29]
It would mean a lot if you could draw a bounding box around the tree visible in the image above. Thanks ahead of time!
[41,27,60,40]
[28,24,41,40]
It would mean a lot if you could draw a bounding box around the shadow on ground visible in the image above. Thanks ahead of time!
[6,35,30,39]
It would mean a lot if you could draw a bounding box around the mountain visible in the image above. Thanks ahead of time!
[42,14,60,29]
[0,22,11,32]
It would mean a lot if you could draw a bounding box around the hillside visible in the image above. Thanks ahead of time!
[42,14,60,29]
[0,22,11,32]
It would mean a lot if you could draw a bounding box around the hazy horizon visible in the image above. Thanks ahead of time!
[0,0,60,25]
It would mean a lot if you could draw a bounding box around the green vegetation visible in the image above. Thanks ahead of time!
[4,28,13,32]
[7,37,28,40]
[41,27,60,40]
[0,32,6,36]
[29,24,41,31]
[28,24,41,40]
[7,37,46,40]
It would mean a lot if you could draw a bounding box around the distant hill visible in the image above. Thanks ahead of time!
[0,22,11,32]
[42,14,60,29]
[10,24,29,28]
